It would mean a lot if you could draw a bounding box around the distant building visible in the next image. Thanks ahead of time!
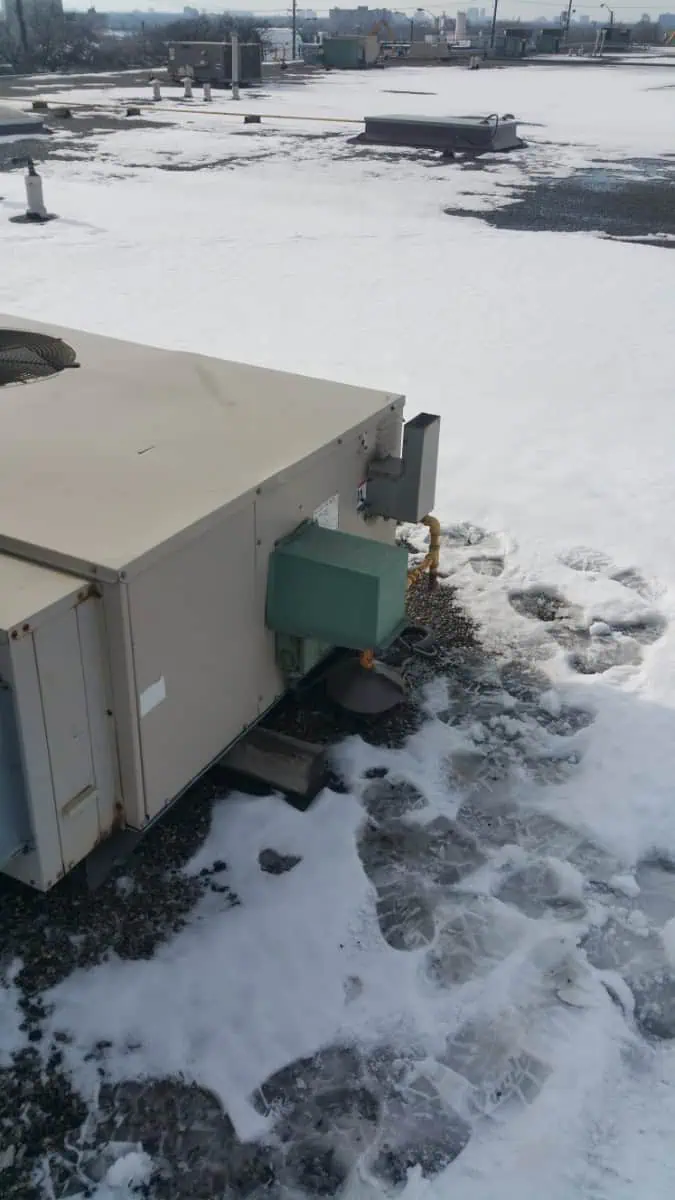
[658,10,675,26]
[260,25,302,59]
[79,6,109,31]
[328,6,391,33]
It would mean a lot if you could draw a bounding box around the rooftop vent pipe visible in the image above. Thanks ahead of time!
[365,412,440,523]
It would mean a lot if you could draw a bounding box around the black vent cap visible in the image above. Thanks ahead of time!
[0,329,79,387]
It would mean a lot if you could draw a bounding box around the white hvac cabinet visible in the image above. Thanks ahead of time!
[0,555,118,889]
[0,316,409,880]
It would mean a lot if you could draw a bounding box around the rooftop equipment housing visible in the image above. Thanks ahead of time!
[322,35,381,69]
[0,317,440,890]
[0,104,45,138]
[167,40,263,87]
[358,114,523,154]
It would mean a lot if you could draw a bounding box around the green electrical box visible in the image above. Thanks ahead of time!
[266,522,408,652]
[275,632,332,681]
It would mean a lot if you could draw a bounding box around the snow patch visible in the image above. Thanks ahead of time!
[661,917,675,968]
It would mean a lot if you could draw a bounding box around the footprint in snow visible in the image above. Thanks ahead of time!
[582,855,675,1042]
[507,581,667,676]
[252,1044,471,1191]
[559,545,664,601]
[470,556,505,577]
[442,522,506,576]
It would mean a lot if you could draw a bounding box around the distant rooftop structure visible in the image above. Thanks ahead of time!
[0,103,45,136]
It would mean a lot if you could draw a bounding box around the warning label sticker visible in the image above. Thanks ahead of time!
[313,494,339,530]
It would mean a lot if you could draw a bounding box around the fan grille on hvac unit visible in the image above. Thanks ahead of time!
[0,330,79,387]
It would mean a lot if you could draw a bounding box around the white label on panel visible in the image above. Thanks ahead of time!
[313,494,339,530]
[139,675,166,719]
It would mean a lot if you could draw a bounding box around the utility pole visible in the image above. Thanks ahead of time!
[231,31,240,100]
[489,0,499,48]
[563,0,574,45]
[292,0,297,60]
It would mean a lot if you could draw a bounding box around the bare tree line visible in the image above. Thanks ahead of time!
[0,11,264,74]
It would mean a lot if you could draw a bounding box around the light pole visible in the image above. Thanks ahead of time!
[292,0,297,60]
[600,2,614,25]
[563,0,576,45]
[489,0,499,49]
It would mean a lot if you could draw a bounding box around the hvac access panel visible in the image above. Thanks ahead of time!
[0,555,118,889]
[123,505,259,826]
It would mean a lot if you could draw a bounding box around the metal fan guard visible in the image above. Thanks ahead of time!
[0,329,78,387]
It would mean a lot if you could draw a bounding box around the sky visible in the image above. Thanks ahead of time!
[62,2,667,22]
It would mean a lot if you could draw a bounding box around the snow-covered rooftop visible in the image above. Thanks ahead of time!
[1,58,675,1200]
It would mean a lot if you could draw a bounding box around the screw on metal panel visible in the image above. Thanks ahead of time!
[106,709,113,717]
[119,571,126,580]
[22,623,29,632]
[337,438,343,445]
[10,630,17,640]
[256,539,262,546]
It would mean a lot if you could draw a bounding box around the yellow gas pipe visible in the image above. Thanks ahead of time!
[407,514,441,589]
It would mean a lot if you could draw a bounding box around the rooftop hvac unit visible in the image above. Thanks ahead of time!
[0,317,440,890]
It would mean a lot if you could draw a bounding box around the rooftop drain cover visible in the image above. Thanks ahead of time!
[0,329,79,387]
